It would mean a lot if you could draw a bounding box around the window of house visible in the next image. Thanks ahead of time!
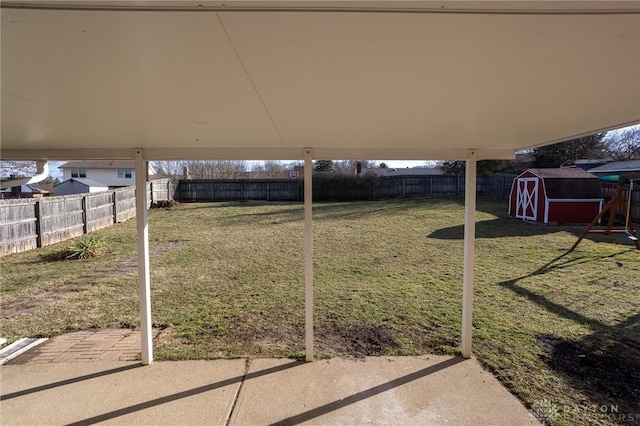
[118,169,133,179]
[71,169,86,178]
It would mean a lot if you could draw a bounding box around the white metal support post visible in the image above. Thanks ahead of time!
[304,149,314,361]
[135,149,153,365]
[461,150,477,358]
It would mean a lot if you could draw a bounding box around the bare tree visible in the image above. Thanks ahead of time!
[251,160,287,178]
[333,160,377,174]
[152,161,185,178]
[182,160,248,179]
[606,126,640,160]
[0,161,37,177]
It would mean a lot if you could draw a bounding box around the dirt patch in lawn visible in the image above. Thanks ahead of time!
[314,322,400,358]
[538,333,640,414]
[0,240,188,324]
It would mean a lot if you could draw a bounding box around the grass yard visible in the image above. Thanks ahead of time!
[1,198,638,425]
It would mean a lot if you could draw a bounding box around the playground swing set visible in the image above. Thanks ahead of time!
[569,174,640,252]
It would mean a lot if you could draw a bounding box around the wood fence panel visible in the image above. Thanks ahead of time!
[0,200,38,255]
[86,192,115,233]
[150,179,172,203]
[174,175,520,202]
[267,181,300,201]
[376,176,402,198]
[602,182,640,222]
[431,176,458,195]
[115,187,136,223]
[215,181,243,200]
[403,177,428,197]
[41,196,85,246]
[1,182,173,256]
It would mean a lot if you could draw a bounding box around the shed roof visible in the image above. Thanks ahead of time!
[521,168,602,199]
[55,178,109,188]
[1,1,639,161]
[525,168,600,179]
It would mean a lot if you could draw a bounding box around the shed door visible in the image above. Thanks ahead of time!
[515,178,538,221]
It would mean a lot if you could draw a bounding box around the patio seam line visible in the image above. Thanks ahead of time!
[225,358,250,426]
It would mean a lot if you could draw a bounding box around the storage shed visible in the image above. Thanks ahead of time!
[54,178,109,196]
[508,168,603,224]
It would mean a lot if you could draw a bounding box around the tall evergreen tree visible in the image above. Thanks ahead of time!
[313,160,334,172]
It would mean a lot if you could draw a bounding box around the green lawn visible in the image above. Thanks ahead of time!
[1,198,638,425]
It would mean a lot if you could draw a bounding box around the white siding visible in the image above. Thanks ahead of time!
[62,168,135,187]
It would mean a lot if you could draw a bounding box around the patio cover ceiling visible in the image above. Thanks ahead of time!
[1,1,639,162]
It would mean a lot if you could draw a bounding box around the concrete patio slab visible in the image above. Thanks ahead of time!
[0,360,245,425]
[230,356,539,426]
[0,356,539,425]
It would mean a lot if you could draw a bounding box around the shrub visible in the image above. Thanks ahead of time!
[49,235,107,260]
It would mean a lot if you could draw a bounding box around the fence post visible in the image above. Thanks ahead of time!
[266,181,270,201]
[35,199,44,248]
[112,191,117,223]
[402,177,406,197]
[82,194,88,234]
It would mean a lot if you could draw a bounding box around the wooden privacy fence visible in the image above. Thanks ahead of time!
[601,182,640,222]
[0,179,173,256]
[175,174,517,202]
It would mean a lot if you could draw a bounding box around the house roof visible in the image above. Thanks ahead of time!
[1,2,639,162]
[0,184,49,193]
[59,161,136,169]
[55,178,109,188]
[588,160,640,174]
[364,167,443,177]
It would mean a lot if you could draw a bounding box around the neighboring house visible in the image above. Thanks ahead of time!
[0,184,50,199]
[560,159,612,171]
[362,167,444,177]
[54,178,108,196]
[587,160,640,177]
[58,161,155,188]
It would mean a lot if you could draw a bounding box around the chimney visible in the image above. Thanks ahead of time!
[11,185,21,199]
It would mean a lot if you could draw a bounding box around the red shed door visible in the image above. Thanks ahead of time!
[515,178,538,221]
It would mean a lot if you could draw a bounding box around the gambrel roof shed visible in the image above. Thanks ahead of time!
[1,1,639,364]
[509,168,603,225]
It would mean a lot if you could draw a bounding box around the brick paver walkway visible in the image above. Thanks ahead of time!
[6,329,158,364]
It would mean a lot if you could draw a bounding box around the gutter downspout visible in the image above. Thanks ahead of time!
[1,161,49,189]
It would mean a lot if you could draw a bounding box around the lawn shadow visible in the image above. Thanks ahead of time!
[430,216,640,248]
[497,251,640,418]
[537,329,640,419]
[428,218,561,239]
[498,249,635,331]
[218,199,433,226]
